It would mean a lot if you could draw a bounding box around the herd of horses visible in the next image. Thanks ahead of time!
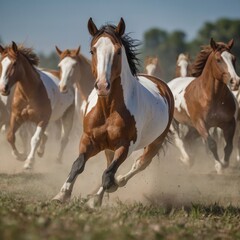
[0,18,240,207]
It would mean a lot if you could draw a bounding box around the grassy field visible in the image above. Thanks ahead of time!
[1,133,240,239]
[0,173,240,240]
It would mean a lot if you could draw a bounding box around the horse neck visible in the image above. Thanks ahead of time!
[198,55,225,98]
[15,56,41,98]
[75,55,94,100]
[120,47,137,98]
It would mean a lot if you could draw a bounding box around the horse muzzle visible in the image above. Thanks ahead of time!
[229,77,240,91]
[95,80,110,96]
[0,84,10,96]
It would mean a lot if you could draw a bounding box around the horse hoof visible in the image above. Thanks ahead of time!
[52,191,71,203]
[115,175,127,187]
[215,161,223,175]
[86,195,102,208]
[37,150,44,158]
[105,183,118,193]
[12,151,26,162]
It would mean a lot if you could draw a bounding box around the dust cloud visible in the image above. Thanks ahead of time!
[0,125,240,207]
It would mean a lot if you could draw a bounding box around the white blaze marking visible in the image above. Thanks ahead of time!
[221,51,239,80]
[94,37,114,84]
[178,59,188,77]
[0,57,11,86]
[146,64,156,75]
[58,57,77,87]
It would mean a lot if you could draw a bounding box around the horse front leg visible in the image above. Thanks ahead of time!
[56,104,75,163]
[7,114,25,161]
[194,119,222,174]
[86,146,129,208]
[23,125,46,170]
[221,118,236,168]
[52,133,100,203]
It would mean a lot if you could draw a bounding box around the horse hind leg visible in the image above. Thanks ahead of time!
[170,124,192,167]
[115,136,165,188]
[56,104,74,163]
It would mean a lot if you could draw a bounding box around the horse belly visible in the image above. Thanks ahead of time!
[129,101,169,154]
[50,91,74,121]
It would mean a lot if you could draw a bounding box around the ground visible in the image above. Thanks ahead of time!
[0,127,240,239]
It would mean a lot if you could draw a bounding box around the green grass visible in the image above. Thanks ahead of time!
[0,173,240,240]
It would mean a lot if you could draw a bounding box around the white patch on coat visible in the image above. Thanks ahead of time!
[221,51,239,80]
[94,37,114,84]
[0,57,11,86]
[168,77,195,116]
[58,57,77,87]
[85,88,98,115]
[36,69,74,121]
[120,47,169,155]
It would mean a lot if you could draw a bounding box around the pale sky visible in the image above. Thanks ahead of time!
[1,0,240,57]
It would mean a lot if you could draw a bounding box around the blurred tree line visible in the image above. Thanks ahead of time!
[142,18,240,81]
[0,18,239,81]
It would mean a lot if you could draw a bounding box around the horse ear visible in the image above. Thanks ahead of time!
[210,38,217,51]
[227,39,234,49]
[75,46,81,56]
[0,45,4,54]
[55,46,62,56]
[88,18,98,36]
[116,18,125,36]
[12,41,18,54]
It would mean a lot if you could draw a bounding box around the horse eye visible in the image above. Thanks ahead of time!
[90,50,94,55]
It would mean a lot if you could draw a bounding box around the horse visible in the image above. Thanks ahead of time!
[144,56,161,78]
[53,18,174,207]
[175,53,192,77]
[0,42,75,169]
[55,45,95,116]
[168,38,240,174]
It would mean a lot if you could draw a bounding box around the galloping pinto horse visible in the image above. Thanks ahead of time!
[53,18,174,207]
[144,56,161,78]
[168,39,240,173]
[0,42,75,169]
[175,53,192,77]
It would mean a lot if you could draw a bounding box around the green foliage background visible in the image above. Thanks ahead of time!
[1,18,239,80]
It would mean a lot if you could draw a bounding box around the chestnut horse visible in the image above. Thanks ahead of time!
[0,42,75,169]
[168,39,240,174]
[53,18,174,207]
[175,53,192,77]
[144,56,161,78]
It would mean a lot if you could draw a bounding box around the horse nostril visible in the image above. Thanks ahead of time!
[106,82,110,90]
[4,84,9,93]
[94,81,99,90]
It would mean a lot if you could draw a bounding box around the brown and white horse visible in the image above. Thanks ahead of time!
[53,18,174,207]
[175,53,192,78]
[0,42,75,169]
[144,56,161,78]
[55,46,95,116]
[168,39,240,174]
